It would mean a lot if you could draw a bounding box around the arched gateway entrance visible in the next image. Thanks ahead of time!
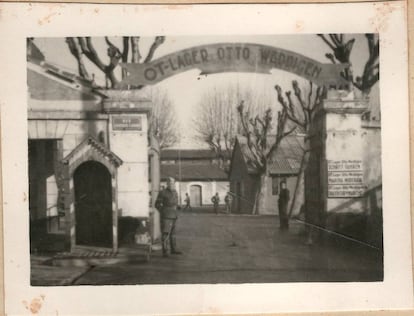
[74,161,112,247]
[117,42,350,233]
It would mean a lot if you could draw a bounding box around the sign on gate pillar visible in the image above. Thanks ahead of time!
[103,90,152,219]
[327,159,365,198]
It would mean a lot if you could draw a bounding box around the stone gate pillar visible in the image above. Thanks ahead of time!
[306,89,369,240]
[102,90,152,242]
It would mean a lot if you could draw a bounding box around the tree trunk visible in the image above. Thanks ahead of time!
[288,150,309,219]
[252,172,268,215]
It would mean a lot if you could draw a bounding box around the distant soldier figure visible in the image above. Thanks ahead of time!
[278,181,290,230]
[155,177,183,257]
[211,192,220,214]
[224,192,233,213]
[183,193,192,211]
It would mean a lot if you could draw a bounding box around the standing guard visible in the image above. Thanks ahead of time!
[224,192,233,214]
[211,192,220,214]
[278,180,290,230]
[155,177,183,257]
[183,193,192,211]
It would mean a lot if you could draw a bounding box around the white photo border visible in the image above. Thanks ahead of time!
[0,2,412,315]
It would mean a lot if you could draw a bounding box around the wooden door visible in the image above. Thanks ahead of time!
[190,185,202,206]
[74,161,113,247]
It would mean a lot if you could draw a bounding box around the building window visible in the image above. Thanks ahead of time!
[272,176,287,195]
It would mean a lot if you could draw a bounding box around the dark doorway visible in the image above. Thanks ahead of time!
[29,139,67,253]
[190,185,202,206]
[74,161,113,247]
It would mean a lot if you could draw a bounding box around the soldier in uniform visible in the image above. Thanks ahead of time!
[278,180,290,230]
[224,192,232,214]
[211,192,220,214]
[155,177,183,257]
[183,193,192,211]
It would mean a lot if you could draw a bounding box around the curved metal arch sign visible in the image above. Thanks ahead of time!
[119,43,349,87]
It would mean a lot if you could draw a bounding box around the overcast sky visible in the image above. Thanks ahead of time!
[34,35,369,148]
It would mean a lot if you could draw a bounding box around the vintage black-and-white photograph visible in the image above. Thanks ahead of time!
[27,34,383,286]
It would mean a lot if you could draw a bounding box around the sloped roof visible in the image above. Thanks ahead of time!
[236,134,305,175]
[28,65,99,101]
[268,135,305,174]
[27,46,102,102]
[161,162,228,181]
[40,61,96,87]
[27,40,45,63]
[62,136,123,168]
[161,149,231,160]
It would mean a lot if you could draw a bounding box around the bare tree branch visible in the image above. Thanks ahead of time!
[66,36,166,89]
[65,37,90,80]
[237,101,264,169]
[319,33,379,94]
[292,80,306,109]
[130,37,141,63]
[122,37,130,63]
[307,81,313,110]
[329,34,341,47]
[325,53,336,64]
[85,37,106,70]
[105,37,122,57]
[73,37,118,87]
[144,36,165,63]
[275,85,305,129]
[317,34,336,51]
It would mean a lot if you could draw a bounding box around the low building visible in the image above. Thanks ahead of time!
[229,135,305,215]
[160,149,230,206]
[27,42,159,253]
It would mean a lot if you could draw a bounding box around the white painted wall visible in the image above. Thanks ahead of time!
[174,180,229,205]
[325,110,366,214]
[108,113,149,218]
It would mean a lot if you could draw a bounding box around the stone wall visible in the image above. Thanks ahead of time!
[305,89,382,246]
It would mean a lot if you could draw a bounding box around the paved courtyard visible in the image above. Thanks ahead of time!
[68,211,383,285]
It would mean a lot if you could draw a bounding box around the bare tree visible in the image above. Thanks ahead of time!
[65,36,165,89]
[275,80,326,216]
[145,87,180,149]
[66,37,178,146]
[275,81,326,134]
[236,100,296,215]
[274,33,378,243]
[318,34,379,94]
[194,86,237,166]
[194,84,277,166]
[65,37,175,145]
